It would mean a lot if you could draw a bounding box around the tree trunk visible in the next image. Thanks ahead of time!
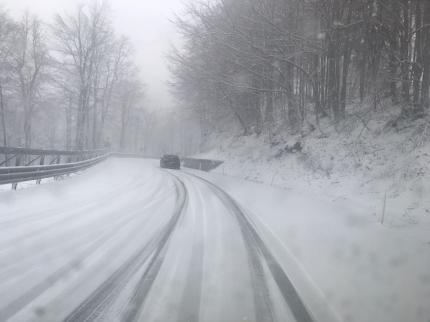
[65,96,72,150]
[389,23,399,104]
[119,99,130,151]
[23,99,32,149]
[284,62,297,130]
[421,0,430,108]
[359,51,366,103]
[264,62,275,128]
[299,66,305,126]
[327,36,340,122]
[400,1,411,107]
[225,92,248,135]
[92,84,99,149]
[75,87,85,150]
[412,0,423,111]
[0,83,7,150]
[340,46,352,118]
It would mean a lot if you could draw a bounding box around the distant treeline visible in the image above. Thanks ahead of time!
[0,2,145,152]
[170,0,430,136]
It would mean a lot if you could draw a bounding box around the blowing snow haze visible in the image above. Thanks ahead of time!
[1,1,430,322]
[1,0,184,109]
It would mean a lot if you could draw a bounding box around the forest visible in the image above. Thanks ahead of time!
[0,2,145,152]
[170,0,430,139]
[2,0,430,155]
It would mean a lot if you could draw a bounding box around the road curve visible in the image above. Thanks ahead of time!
[0,158,317,322]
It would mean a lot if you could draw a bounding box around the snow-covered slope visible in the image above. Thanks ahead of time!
[199,104,430,231]
[192,169,430,322]
[194,105,430,322]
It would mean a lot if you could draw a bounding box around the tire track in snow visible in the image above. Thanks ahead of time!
[0,174,152,241]
[175,175,205,322]
[0,178,171,321]
[0,173,145,228]
[121,175,188,322]
[65,174,188,322]
[0,179,169,277]
[185,172,315,322]
[63,234,160,322]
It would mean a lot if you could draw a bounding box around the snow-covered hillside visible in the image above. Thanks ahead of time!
[194,104,430,322]
[199,104,430,230]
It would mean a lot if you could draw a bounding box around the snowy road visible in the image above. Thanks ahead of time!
[0,159,323,322]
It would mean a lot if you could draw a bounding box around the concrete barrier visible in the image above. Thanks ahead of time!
[181,158,223,171]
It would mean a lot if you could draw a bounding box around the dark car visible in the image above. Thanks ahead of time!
[160,154,181,169]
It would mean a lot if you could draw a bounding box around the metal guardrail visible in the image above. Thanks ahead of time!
[0,146,224,188]
[0,146,109,188]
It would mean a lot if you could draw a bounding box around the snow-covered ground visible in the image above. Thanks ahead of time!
[0,146,429,321]
[0,159,180,321]
[200,104,430,228]
[0,158,337,322]
[194,170,430,322]
[195,104,430,322]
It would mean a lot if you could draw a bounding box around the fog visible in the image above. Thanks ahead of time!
[1,1,430,321]
[0,0,185,110]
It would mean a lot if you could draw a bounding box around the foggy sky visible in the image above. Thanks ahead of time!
[0,0,186,111]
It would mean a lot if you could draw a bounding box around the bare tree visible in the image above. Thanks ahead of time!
[97,36,131,148]
[0,4,145,153]
[11,13,49,148]
[116,66,144,151]
[52,2,112,150]
[171,0,430,145]
[421,0,430,109]
[0,10,17,149]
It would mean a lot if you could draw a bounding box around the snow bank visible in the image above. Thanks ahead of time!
[195,103,430,322]
[198,103,430,231]
[187,169,430,322]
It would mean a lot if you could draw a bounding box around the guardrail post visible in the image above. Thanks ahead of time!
[66,155,72,178]
[55,154,61,181]
[36,155,45,184]
[11,154,22,190]
[16,154,21,166]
